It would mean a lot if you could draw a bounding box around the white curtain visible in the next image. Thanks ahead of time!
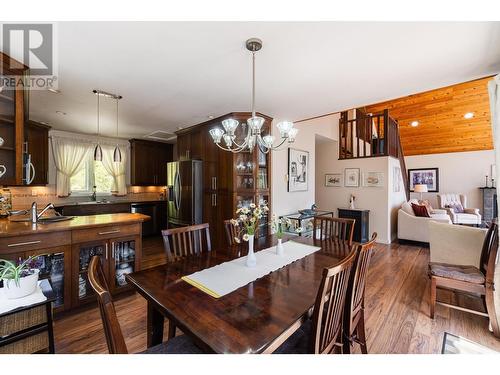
[51,137,91,197]
[101,144,127,196]
[488,74,500,335]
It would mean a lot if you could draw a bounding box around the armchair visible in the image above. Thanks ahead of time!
[437,193,481,225]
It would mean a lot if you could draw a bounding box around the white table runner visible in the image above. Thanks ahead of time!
[0,282,47,314]
[182,240,320,298]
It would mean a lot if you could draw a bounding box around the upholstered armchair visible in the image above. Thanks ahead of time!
[437,193,482,225]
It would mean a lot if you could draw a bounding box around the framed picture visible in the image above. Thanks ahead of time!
[344,168,360,187]
[408,168,439,192]
[288,148,309,192]
[363,172,384,187]
[325,173,342,187]
[393,167,401,192]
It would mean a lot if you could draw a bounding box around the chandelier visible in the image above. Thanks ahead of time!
[209,38,298,153]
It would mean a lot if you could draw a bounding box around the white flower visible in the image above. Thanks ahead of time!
[239,215,246,221]
[242,233,249,242]
[295,227,304,233]
[250,217,256,223]
[271,213,277,220]
[249,203,256,209]
[263,205,269,212]
[234,237,241,244]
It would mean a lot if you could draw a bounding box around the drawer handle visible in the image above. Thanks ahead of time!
[98,230,120,235]
[8,240,41,247]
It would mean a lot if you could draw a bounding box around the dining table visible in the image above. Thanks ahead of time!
[126,234,354,354]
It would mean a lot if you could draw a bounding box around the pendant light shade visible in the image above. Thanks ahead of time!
[94,144,103,161]
[113,145,122,163]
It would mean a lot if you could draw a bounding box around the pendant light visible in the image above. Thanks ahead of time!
[113,96,123,163]
[93,89,103,161]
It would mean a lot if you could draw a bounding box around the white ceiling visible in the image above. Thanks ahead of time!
[28,22,500,140]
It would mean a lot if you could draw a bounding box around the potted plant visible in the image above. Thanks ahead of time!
[0,256,42,299]
[270,215,291,256]
[230,202,269,267]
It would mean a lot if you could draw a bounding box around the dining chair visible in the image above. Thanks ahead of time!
[343,232,377,354]
[274,248,358,354]
[224,219,239,246]
[429,220,499,337]
[87,256,203,354]
[313,217,355,245]
[161,223,212,262]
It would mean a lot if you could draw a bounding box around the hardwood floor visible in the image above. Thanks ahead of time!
[52,239,500,354]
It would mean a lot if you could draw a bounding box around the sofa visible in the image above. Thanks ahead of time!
[398,199,452,242]
[428,221,499,336]
[437,193,482,225]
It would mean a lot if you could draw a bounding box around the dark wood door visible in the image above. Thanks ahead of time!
[25,121,49,185]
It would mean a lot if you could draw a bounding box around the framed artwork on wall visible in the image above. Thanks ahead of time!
[344,168,360,187]
[408,168,439,192]
[288,148,309,192]
[325,173,342,187]
[363,172,384,187]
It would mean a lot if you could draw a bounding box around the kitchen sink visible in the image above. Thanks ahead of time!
[38,216,75,223]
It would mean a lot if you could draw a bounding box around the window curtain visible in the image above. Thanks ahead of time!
[101,145,127,196]
[51,137,91,197]
[487,74,500,334]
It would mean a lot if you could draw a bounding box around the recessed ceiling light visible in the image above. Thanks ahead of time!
[410,121,419,127]
[48,88,60,94]
[177,126,183,130]
[464,112,474,119]
[208,115,214,119]
[56,111,67,116]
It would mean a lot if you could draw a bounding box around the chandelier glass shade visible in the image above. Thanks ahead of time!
[209,38,298,153]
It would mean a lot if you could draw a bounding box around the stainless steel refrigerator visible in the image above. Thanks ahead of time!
[167,160,203,227]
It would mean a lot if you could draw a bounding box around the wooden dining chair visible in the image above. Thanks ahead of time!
[313,217,355,245]
[161,223,212,262]
[343,232,377,354]
[87,256,203,354]
[274,248,358,354]
[224,219,239,246]
[429,221,499,337]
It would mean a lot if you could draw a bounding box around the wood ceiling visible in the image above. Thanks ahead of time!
[363,76,494,156]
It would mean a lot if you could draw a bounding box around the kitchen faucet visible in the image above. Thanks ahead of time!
[30,202,55,224]
[90,185,97,202]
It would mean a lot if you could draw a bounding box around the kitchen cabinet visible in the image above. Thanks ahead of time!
[24,121,50,185]
[0,53,28,186]
[176,129,202,161]
[129,139,173,186]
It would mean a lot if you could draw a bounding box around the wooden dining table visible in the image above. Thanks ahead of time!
[126,234,354,354]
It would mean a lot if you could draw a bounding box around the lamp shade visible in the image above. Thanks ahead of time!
[414,184,428,193]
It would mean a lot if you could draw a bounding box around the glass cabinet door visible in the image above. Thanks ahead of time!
[76,243,106,303]
[111,239,137,290]
[36,253,65,308]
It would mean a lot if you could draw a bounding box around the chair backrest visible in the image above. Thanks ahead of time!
[313,217,355,245]
[344,233,377,333]
[162,223,212,262]
[310,248,357,354]
[437,193,467,209]
[88,256,128,354]
[224,219,239,246]
[480,220,498,279]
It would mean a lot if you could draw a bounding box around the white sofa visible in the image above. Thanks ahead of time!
[398,199,452,242]
[437,193,482,225]
[429,221,499,336]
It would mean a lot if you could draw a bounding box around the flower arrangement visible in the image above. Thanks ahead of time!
[230,202,269,243]
[270,214,292,239]
[0,256,43,287]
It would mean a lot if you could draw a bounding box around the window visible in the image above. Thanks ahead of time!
[70,156,114,195]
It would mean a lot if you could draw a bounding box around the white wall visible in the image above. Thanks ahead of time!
[405,150,495,212]
[388,156,407,241]
[271,113,339,216]
[315,137,405,244]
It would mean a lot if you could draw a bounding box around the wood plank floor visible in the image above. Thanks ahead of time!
[53,239,500,354]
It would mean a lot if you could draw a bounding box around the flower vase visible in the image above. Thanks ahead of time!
[246,234,257,267]
[276,238,284,256]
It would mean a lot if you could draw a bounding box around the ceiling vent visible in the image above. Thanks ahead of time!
[144,130,176,142]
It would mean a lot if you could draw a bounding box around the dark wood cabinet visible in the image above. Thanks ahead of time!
[175,112,273,248]
[129,139,173,186]
[25,121,50,185]
[338,208,370,243]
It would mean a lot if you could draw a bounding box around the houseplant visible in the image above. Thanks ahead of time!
[0,256,42,299]
[270,214,291,256]
[230,202,269,267]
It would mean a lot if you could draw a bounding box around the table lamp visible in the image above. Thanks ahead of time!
[414,184,428,201]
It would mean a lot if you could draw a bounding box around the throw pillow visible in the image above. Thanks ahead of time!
[445,203,464,213]
[419,199,433,214]
[411,203,430,218]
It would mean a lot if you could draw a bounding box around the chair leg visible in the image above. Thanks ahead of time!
[430,277,436,319]
[357,310,368,354]
[168,319,177,340]
[342,332,351,354]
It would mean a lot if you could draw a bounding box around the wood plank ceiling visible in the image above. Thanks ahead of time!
[363,76,494,156]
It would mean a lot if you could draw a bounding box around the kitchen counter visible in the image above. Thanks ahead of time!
[0,213,149,238]
[53,199,167,207]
